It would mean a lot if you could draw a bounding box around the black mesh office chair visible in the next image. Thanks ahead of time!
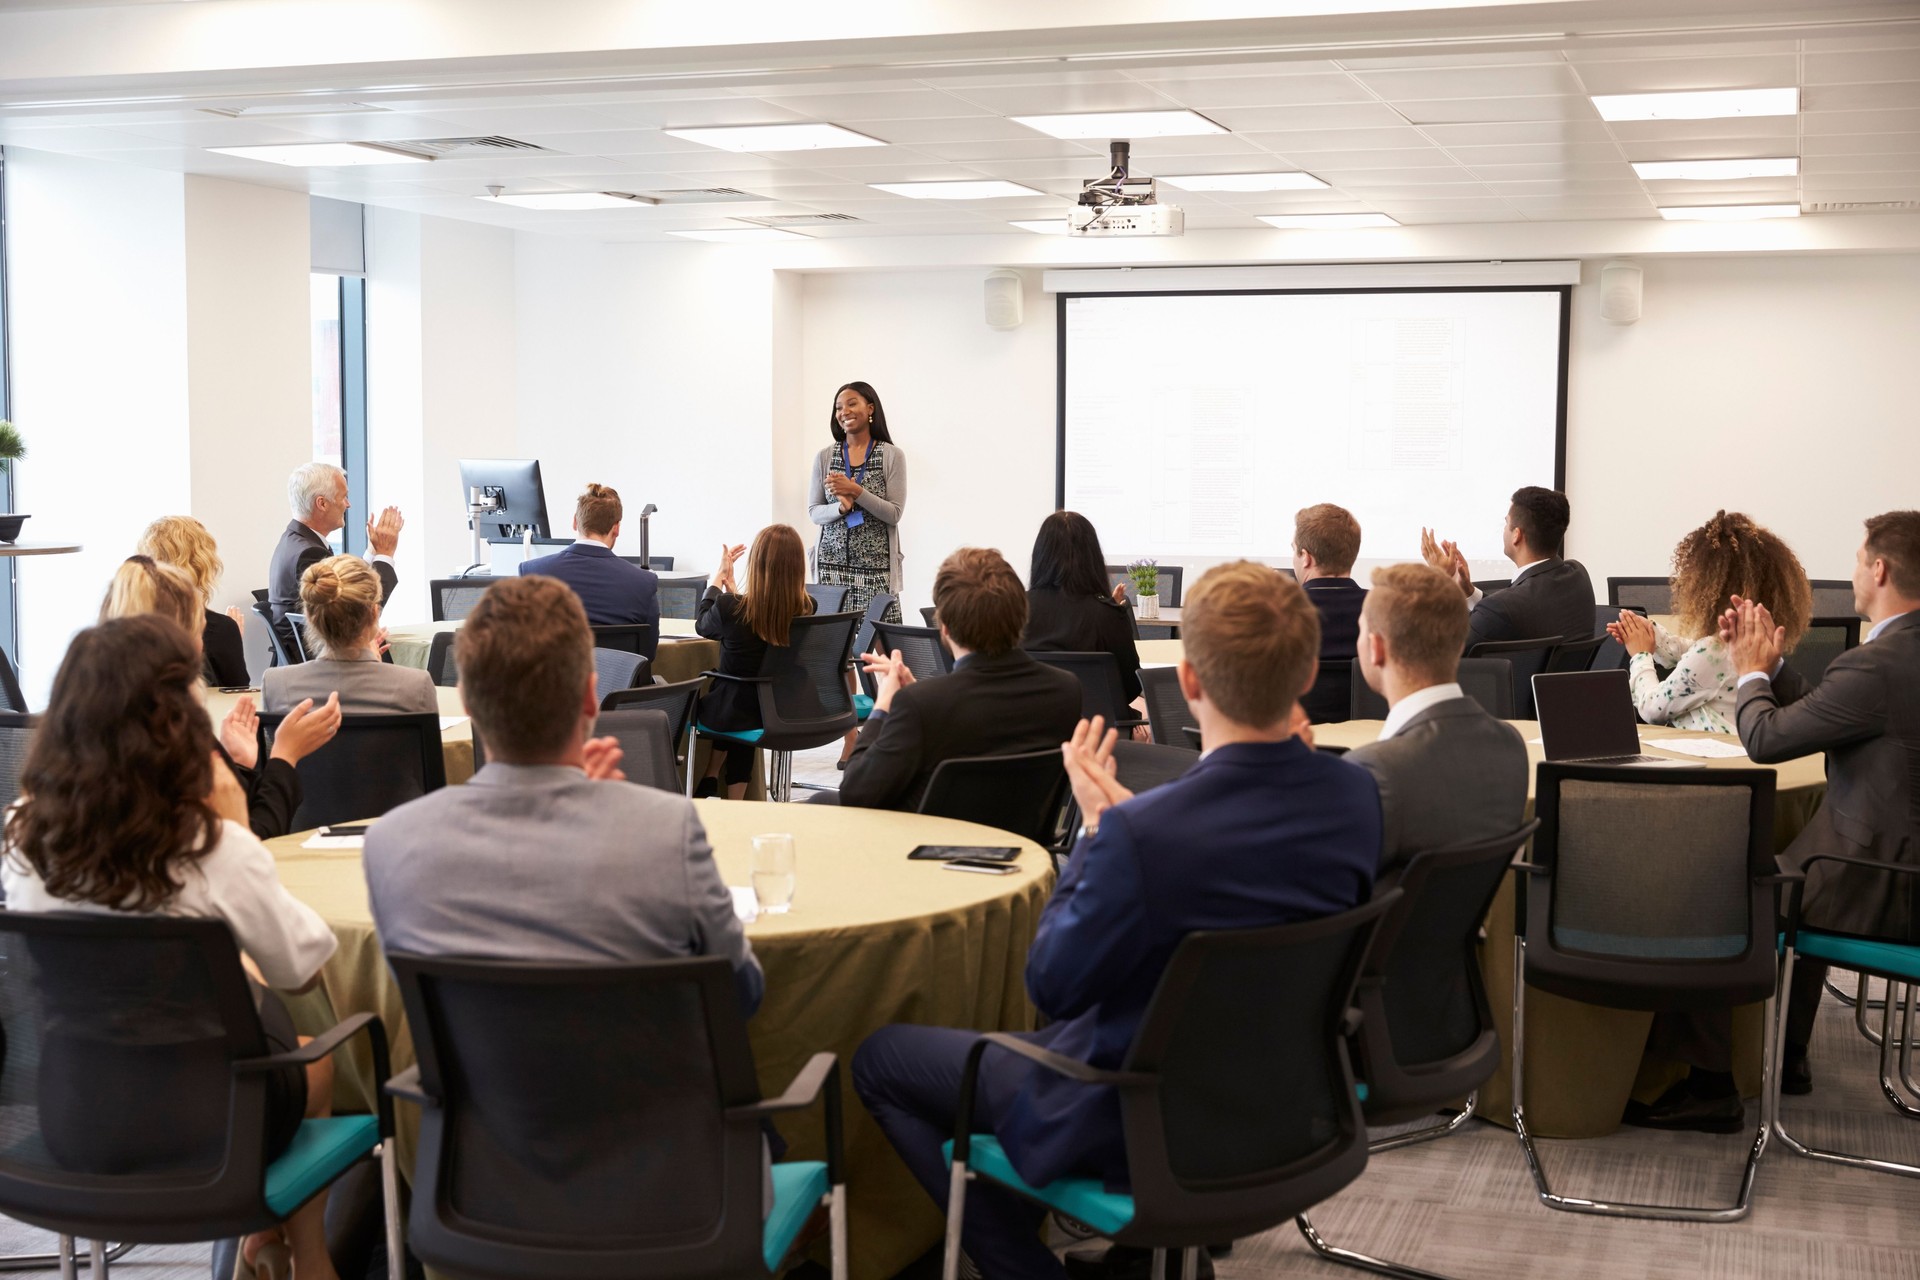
[285,612,313,664]
[870,621,953,684]
[428,578,490,623]
[600,679,705,793]
[0,649,27,714]
[1468,637,1556,719]
[1137,665,1198,747]
[1589,604,1645,674]
[0,914,401,1280]
[1545,634,1608,675]
[1106,564,1184,607]
[851,593,899,698]
[698,613,860,802]
[920,606,938,628]
[1109,740,1197,795]
[593,648,652,698]
[591,623,657,661]
[1512,764,1782,1221]
[259,711,447,829]
[384,953,845,1280]
[940,894,1397,1280]
[805,583,850,614]
[1808,579,1858,618]
[1347,657,1514,722]
[1785,616,1861,687]
[1303,663,1353,725]
[1606,577,1672,613]
[0,712,34,813]
[915,750,1067,846]
[590,708,680,793]
[426,632,458,688]
[1028,651,1145,733]
[1297,823,1539,1278]
[656,576,710,622]
[1472,579,1511,596]
[251,600,301,668]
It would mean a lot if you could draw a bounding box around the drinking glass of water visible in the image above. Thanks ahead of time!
[752,834,796,915]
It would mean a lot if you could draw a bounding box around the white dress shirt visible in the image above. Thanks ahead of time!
[1466,559,1547,611]
[1376,682,1467,741]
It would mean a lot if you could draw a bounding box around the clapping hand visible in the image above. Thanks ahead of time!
[1289,703,1315,748]
[581,735,627,782]
[219,694,261,769]
[860,648,916,711]
[366,506,404,557]
[714,543,746,592]
[1061,715,1133,831]
[1111,580,1130,605]
[1722,595,1785,677]
[825,472,864,501]
[1606,609,1658,656]
[268,693,342,766]
[1420,528,1474,597]
[226,605,247,631]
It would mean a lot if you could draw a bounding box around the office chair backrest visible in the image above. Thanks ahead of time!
[260,711,447,829]
[916,750,1066,845]
[426,631,458,688]
[591,709,679,793]
[1589,604,1645,674]
[1785,616,1861,688]
[1027,650,1132,725]
[1107,564,1185,607]
[919,605,938,628]
[0,912,290,1242]
[429,578,490,624]
[389,953,773,1280]
[1808,579,1857,619]
[1303,662,1352,725]
[869,621,952,684]
[1606,577,1672,613]
[252,601,301,667]
[1468,636,1555,719]
[1352,823,1538,1120]
[590,624,655,659]
[592,648,652,697]
[1545,633,1608,675]
[0,712,36,818]
[1113,894,1395,1242]
[804,583,849,615]
[1137,665,1198,747]
[1471,579,1510,596]
[1348,662,1388,720]
[285,613,312,663]
[0,649,27,714]
[755,612,860,749]
[851,592,899,696]
[600,679,704,753]
[1109,739,1198,795]
[1348,658,1513,721]
[655,576,709,622]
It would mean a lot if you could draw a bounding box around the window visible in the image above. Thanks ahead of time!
[0,147,15,658]
[309,272,368,555]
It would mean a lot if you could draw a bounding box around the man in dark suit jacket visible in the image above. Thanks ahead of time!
[1346,564,1529,880]
[1425,486,1595,652]
[839,547,1082,813]
[1294,502,1368,723]
[1729,511,1920,1093]
[852,563,1379,1279]
[518,482,660,659]
[267,462,401,664]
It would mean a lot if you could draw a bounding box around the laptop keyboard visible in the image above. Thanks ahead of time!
[1575,753,1672,765]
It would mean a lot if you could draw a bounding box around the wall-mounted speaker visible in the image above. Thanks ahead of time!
[1599,259,1643,325]
[985,269,1023,330]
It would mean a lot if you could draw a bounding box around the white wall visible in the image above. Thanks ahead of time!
[6,149,189,704]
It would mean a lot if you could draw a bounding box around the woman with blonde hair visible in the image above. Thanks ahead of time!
[261,555,436,716]
[694,524,816,798]
[137,514,250,687]
[1607,510,1813,733]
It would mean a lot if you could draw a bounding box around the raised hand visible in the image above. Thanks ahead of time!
[1061,715,1132,829]
[1419,527,1451,571]
[860,648,917,710]
[1728,598,1786,677]
[581,735,627,782]
[219,694,261,769]
[714,543,746,591]
[366,506,404,557]
[269,693,342,766]
[1607,609,1658,656]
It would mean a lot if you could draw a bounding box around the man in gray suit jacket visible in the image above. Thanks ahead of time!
[268,462,403,664]
[1729,511,1920,1092]
[1345,563,1530,881]
[364,575,761,1013]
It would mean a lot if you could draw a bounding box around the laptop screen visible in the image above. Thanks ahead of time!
[1532,669,1645,761]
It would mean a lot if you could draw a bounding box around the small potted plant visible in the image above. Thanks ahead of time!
[1128,558,1160,619]
[0,421,26,544]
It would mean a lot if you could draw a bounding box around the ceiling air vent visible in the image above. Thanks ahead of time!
[1803,200,1920,213]
[740,213,864,226]
[642,188,765,204]
[397,136,551,158]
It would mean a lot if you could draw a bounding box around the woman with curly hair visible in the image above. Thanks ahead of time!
[2,615,342,1280]
[1607,510,1812,732]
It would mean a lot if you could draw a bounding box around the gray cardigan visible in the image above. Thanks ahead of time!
[808,442,906,592]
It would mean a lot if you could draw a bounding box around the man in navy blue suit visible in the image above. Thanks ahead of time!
[1294,502,1368,724]
[518,482,660,659]
[853,562,1381,1280]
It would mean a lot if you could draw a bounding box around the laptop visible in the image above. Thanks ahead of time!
[1531,669,1700,767]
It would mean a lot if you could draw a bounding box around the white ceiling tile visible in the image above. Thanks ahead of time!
[1515,205,1660,220]
[1123,59,1346,79]
[1239,125,1431,152]
[1388,208,1522,223]
[1139,74,1376,109]
[1566,55,1799,96]
[1560,40,1799,61]
[1416,120,1615,145]
[814,161,995,183]
[0,123,172,151]
[1805,151,1920,174]
[1802,30,1920,52]
[1203,103,1411,131]
[1147,156,1324,178]
[1397,97,1601,125]
[271,113,476,143]
[1483,179,1651,196]
[1805,131,1920,155]
[942,82,1185,116]
[1798,184,1920,201]
[588,100,816,129]
[1121,134,1264,158]
[910,138,1103,162]
[835,116,1042,145]
[1616,135,1796,162]
[960,156,1107,180]
[1307,166,1485,187]
[721,78,938,96]
[1196,190,1372,207]
[923,69,1130,89]
[1336,51,1568,71]
[1640,178,1801,197]
[1603,115,1804,142]
[100,118,332,146]
[756,90,993,121]
[1464,161,1636,182]
[1804,50,1920,86]
[1259,146,1457,169]
[1443,141,1624,166]
[594,148,796,172]
[745,184,899,202]
[1349,65,1586,100]
[1802,107,1920,135]
[1807,82,1920,112]
[379,105,630,134]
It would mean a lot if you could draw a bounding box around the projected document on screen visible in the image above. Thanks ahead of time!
[1059,290,1565,563]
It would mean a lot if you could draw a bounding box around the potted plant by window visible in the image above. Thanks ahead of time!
[1128,558,1160,620]
[0,421,26,544]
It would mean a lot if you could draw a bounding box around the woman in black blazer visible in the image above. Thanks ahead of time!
[137,515,251,687]
[695,524,816,799]
[1022,510,1144,704]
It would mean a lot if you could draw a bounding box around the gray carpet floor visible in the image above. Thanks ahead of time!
[7,747,1917,1278]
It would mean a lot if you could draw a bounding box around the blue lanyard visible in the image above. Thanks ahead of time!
[843,439,876,487]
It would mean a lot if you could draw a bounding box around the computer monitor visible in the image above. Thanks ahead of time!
[459,458,551,542]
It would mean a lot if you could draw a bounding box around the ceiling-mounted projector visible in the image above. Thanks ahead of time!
[1069,140,1184,237]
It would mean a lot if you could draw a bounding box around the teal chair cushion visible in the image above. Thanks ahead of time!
[854,693,874,721]
[264,1115,380,1218]
[943,1137,1134,1237]
[1790,931,1920,984]
[763,1160,829,1272]
[698,722,764,745]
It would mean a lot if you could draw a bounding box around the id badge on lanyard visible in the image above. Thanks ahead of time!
[841,444,874,528]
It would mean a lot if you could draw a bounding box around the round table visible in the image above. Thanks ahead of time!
[0,542,82,695]
[268,799,1054,1280]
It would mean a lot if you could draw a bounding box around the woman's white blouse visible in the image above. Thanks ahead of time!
[1626,621,1738,734]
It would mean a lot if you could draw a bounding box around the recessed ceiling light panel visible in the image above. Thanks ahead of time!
[1159,172,1328,192]
[1592,87,1798,122]
[869,180,1043,200]
[206,141,430,166]
[663,123,885,152]
[670,228,811,242]
[1258,213,1398,229]
[476,192,655,210]
[1631,157,1798,180]
[1012,110,1227,140]
[1657,203,1801,221]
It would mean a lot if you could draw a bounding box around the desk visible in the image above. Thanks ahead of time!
[269,800,1051,1280]
[1133,605,1181,640]
[205,685,475,786]
[1312,718,1826,1136]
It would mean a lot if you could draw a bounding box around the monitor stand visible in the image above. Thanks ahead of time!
[482,534,572,575]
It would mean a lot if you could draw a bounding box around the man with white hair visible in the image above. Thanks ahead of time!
[267,462,403,664]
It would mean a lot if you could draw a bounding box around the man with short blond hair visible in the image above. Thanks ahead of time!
[854,561,1379,1280]
[519,481,660,657]
[1348,563,1528,879]
[1293,503,1367,723]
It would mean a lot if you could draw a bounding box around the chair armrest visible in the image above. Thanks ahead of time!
[1510,860,1549,876]
[1781,853,1920,943]
[700,670,771,685]
[383,1064,439,1109]
[948,1034,1152,1168]
[236,1012,396,1138]
[730,1052,845,1185]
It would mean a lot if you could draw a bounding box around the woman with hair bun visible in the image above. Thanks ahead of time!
[261,555,436,716]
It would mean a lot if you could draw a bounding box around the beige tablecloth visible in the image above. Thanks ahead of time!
[1311,718,1828,1137]
[206,685,475,786]
[268,799,1054,1280]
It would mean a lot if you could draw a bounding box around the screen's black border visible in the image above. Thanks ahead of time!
[1053,284,1573,510]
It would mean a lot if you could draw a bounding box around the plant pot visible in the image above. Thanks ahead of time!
[0,514,28,544]
[1136,593,1159,620]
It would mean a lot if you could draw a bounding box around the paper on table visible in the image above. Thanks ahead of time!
[1648,737,1749,760]
[439,716,468,731]
[300,833,365,851]
[729,886,759,924]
